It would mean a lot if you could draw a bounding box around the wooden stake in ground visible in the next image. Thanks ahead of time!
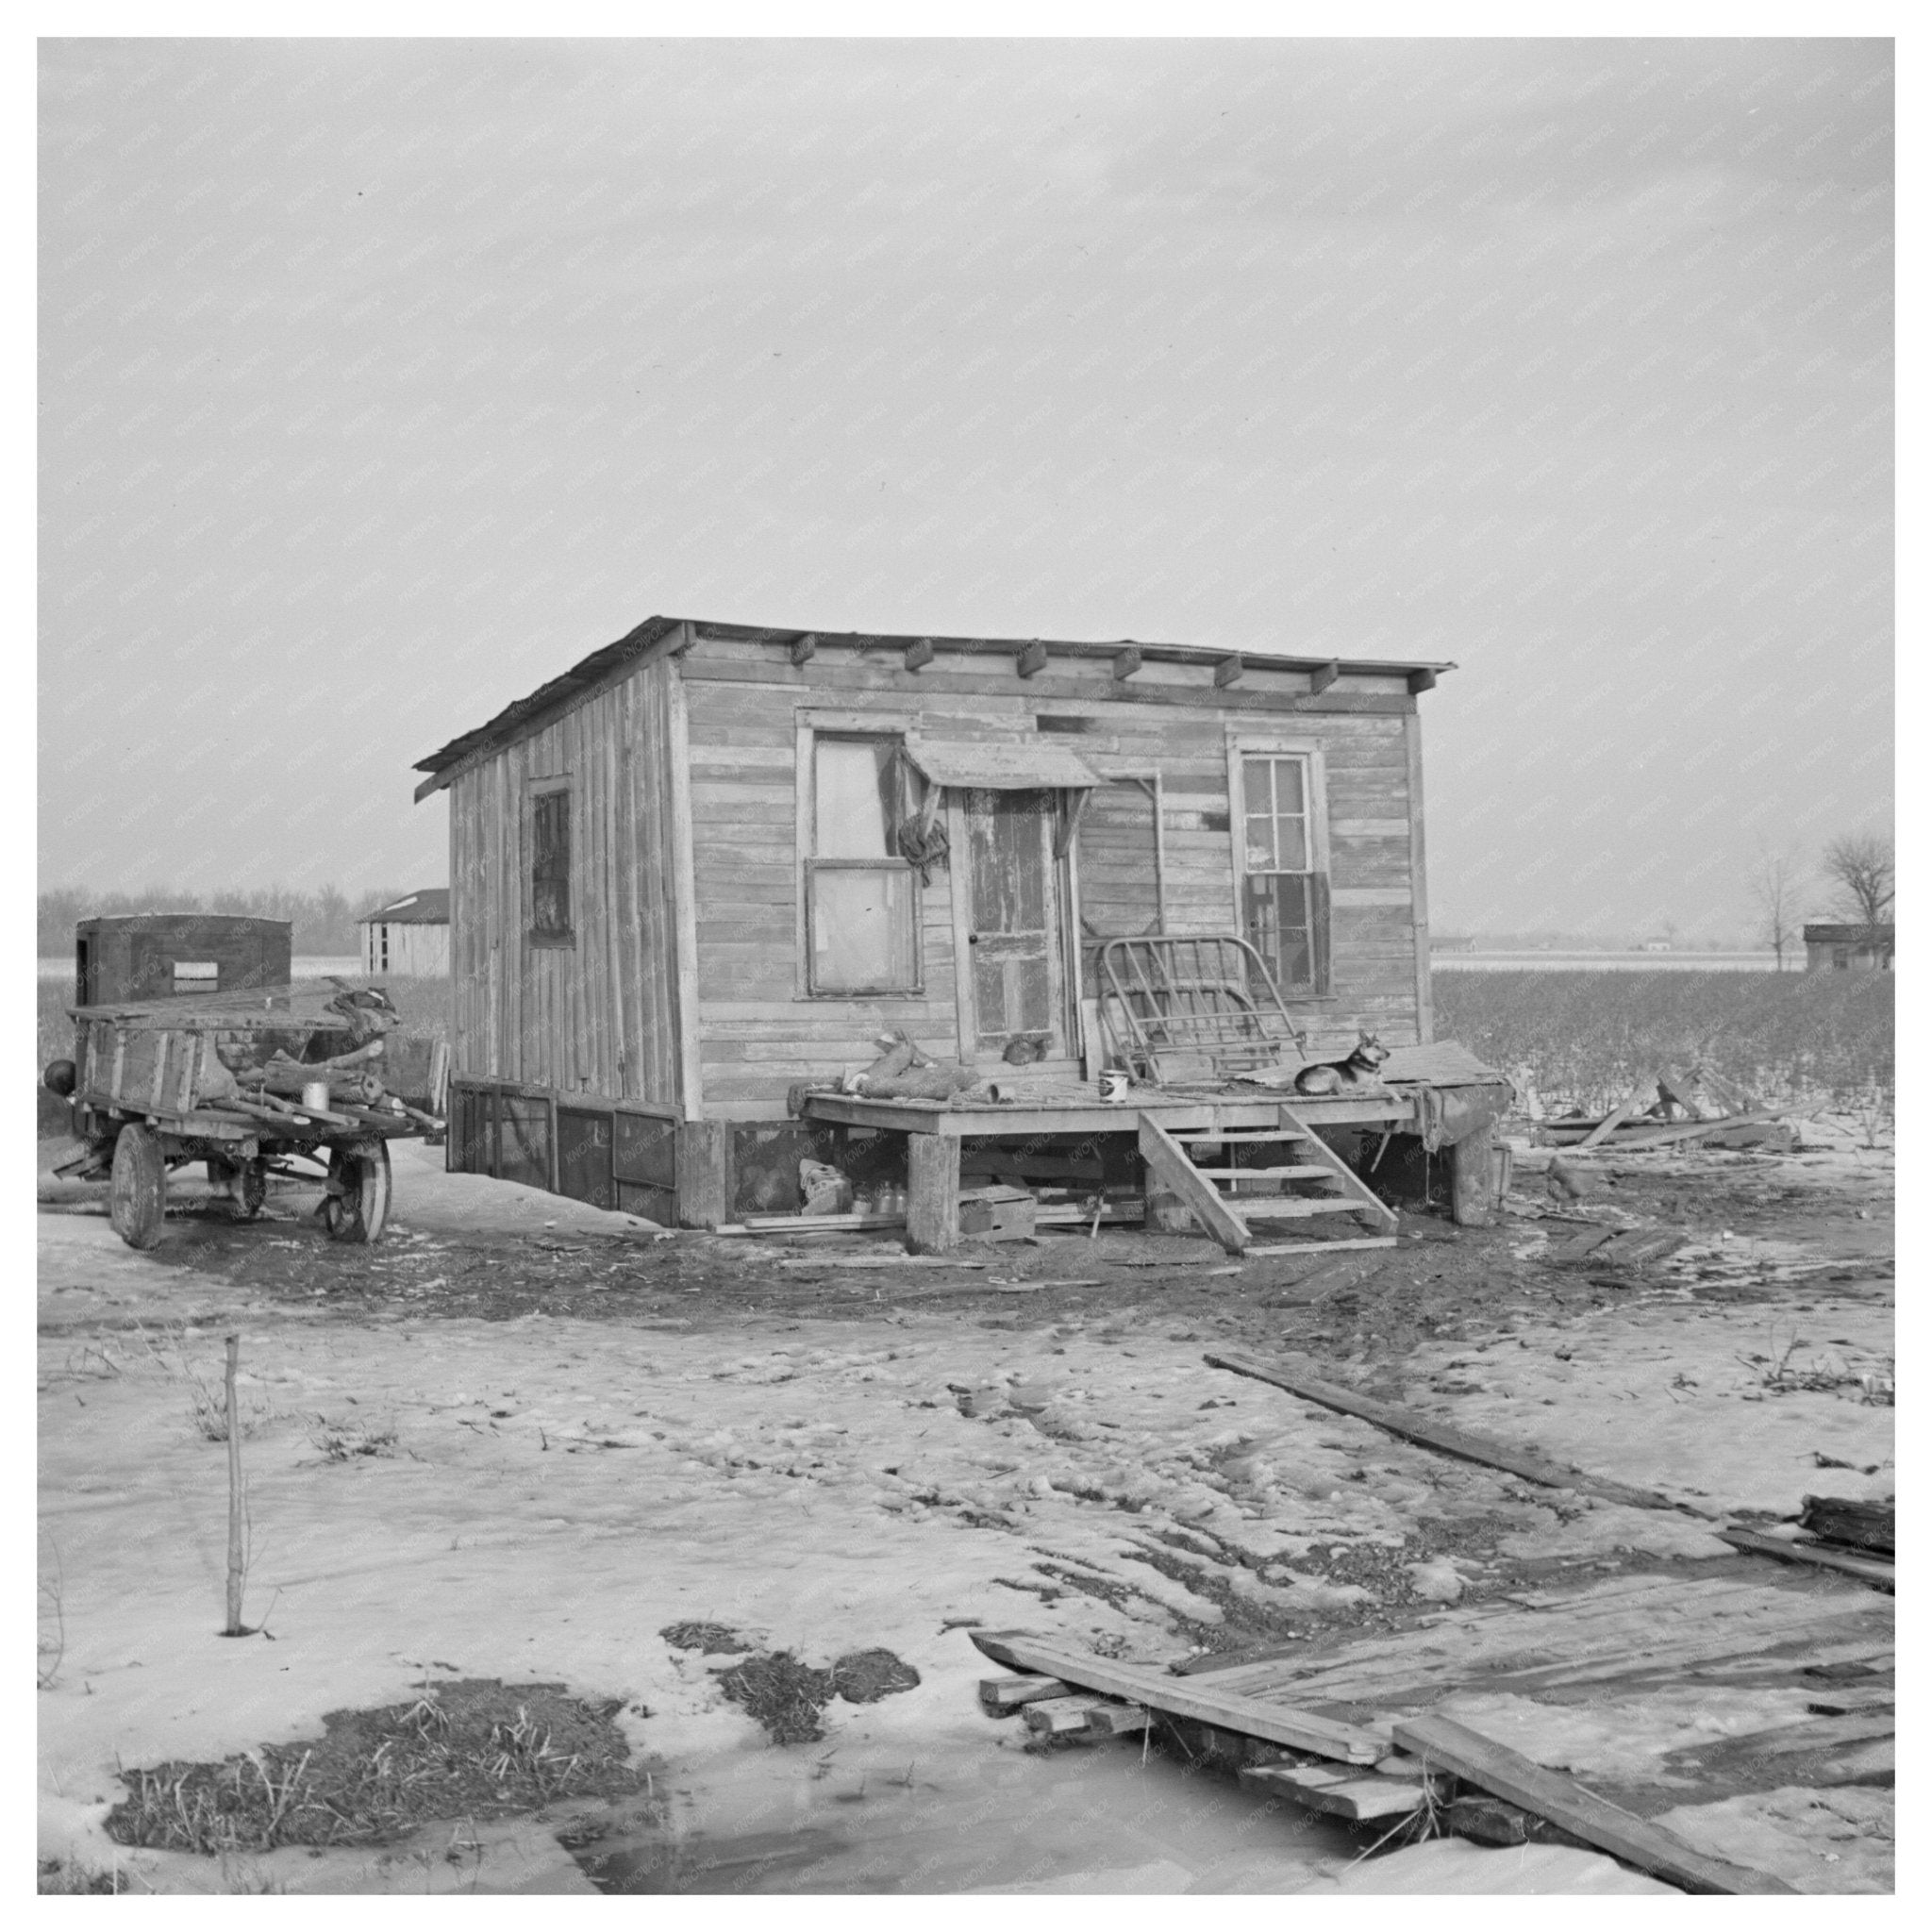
[224,1333,245,1636]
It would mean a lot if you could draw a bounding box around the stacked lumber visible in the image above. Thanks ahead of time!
[968,1357,1893,1892]
[971,1613,1841,1892]
[978,1672,1149,1743]
[1239,1757,1437,1823]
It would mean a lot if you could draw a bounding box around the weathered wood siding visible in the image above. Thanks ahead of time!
[362,921,450,977]
[683,641,1430,1119]
[447,657,683,1109]
[1076,776,1163,985]
[684,674,966,1116]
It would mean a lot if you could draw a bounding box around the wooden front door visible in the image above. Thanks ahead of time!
[964,788,1059,1056]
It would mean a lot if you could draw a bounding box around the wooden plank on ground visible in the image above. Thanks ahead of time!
[1574,1088,1651,1152]
[1021,1696,1109,1735]
[1574,1107,1790,1152]
[777,1255,987,1270]
[1240,1762,1426,1822]
[978,1674,1073,1712]
[1078,1701,1154,1737]
[1804,1686,1894,1716]
[1720,1525,1895,1591]
[1595,1229,1690,1267]
[970,1630,1384,1764]
[1663,1712,1896,1790]
[1808,1739,1895,1787]
[1797,1494,1893,1557]
[1244,1236,1398,1257]
[1550,1225,1618,1263]
[1392,1712,1799,1895]
[1742,1713,1895,1757]
[1205,1350,1719,1517]
[1215,1599,1881,1710]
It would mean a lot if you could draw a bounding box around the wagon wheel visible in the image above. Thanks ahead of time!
[108,1124,166,1250]
[321,1141,391,1244]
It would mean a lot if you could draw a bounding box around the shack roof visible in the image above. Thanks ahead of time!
[412,613,1457,797]
[1803,923,1894,944]
[358,889,450,925]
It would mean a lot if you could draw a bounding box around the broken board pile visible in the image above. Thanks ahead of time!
[1536,1061,1800,1155]
[970,1347,1894,1893]
[974,1565,1892,1894]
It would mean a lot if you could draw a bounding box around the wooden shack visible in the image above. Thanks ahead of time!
[413,616,1468,1231]
[1803,922,1893,973]
[358,889,451,977]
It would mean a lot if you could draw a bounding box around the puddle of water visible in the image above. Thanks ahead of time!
[571,1734,1365,1895]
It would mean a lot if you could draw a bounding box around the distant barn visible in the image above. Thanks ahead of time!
[358,889,451,977]
[1804,922,1893,973]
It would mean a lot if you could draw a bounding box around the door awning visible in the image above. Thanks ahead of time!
[903,739,1102,791]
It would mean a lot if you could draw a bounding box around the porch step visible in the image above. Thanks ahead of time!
[1138,1116,1254,1255]
[1142,1102,1399,1254]
[1188,1164,1333,1181]
[1231,1197,1367,1220]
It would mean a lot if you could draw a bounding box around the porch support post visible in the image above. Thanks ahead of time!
[908,1131,961,1253]
[676,1119,731,1230]
[1446,1122,1495,1228]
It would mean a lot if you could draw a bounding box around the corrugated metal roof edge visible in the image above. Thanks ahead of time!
[412,613,1457,783]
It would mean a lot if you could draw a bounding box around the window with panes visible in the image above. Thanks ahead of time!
[1240,753,1329,994]
[806,737,923,994]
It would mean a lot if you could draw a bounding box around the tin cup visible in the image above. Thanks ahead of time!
[1099,1068,1130,1103]
[301,1080,331,1115]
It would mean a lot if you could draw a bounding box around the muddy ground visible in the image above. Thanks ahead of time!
[37,1123,1894,1894]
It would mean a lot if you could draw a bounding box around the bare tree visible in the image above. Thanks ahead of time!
[1821,831,1894,954]
[1751,841,1807,971]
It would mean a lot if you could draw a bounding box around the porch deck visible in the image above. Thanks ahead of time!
[799,1038,1503,1139]
[799,1041,1508,1254]
[800,1084,1419,1139]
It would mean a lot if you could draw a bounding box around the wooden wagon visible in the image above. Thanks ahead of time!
[43,980,447,1250]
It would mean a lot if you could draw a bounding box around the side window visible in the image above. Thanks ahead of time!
[530,785,573,943]
[806,736,920,993]
[1237,752,1330,994]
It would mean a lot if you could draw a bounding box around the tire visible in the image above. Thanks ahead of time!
[322,1141,391,1244]
[108,1124,167,1250]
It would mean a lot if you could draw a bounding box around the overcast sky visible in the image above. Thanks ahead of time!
[39,37,1891,938]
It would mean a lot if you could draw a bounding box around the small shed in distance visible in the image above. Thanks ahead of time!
[1804,922,1893,973]
[359,889,451,977]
